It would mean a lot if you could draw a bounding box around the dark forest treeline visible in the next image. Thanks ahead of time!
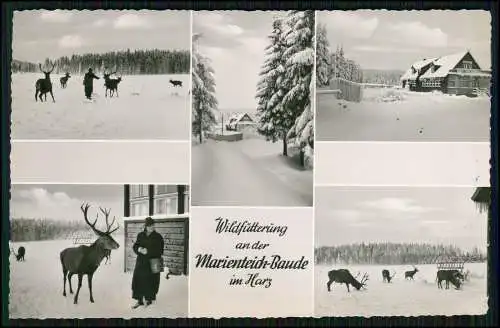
[362,69,405,86]
[11,49,190,75]
[315,242,487,266]
[10,218,95,242]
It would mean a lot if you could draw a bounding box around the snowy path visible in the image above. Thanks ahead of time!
[316,90,490,142]
[192,139,313,207]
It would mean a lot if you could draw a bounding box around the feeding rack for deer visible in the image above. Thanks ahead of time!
[435,256,466,271]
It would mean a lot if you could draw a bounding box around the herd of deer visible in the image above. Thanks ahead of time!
[326,265,470,293]
[33,62,184,103]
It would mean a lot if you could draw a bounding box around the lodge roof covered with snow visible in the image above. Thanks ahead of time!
[400,57,437,81]
[228,112,255,124]
[401,50,488,81]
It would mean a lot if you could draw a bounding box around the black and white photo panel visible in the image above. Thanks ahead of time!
[9,183,190,319]
[191,11,314,207]
[315,10,491,142]
[11,10,191,140]
[314,186,489,317]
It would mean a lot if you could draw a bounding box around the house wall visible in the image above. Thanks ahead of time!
[124,216,189,275]
[446,74,490,95]
[128,184,189,217]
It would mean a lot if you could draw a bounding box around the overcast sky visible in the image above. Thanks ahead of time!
[315,187,488,252]
[13,10,190,63]
[193,11,286,111]
[318,10,491,71]
[10,185,124,231]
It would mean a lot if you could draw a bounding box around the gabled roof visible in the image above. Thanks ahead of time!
[401,50,487,81]
[420,50,470,79]
[400,57,437,81]
[228,112,255,123]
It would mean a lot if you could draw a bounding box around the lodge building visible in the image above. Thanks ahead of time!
[122,184,189,275]
[400,50,491,96]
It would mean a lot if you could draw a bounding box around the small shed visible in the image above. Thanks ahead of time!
[123,213,189,275]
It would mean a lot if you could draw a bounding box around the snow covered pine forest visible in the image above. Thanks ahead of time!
[12,49,190,139]
[191,11,314,207]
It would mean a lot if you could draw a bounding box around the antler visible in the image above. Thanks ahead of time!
[81,202,102,235]
[360,273,369,285]
[48,61,55,73]
[99,206,119,234]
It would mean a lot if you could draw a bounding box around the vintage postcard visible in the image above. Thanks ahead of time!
[9,184,190,319]
[191,11,314,207]
[314,186,489,317]
[11,10,191,140]
[315,10,491,142]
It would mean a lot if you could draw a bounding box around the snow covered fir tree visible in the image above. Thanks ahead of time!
[192,33,218,144]
[255,10,315,168]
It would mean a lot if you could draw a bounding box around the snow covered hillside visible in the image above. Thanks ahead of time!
[191,138,313,207]
[315,263,487,317]
[11,73,190,140]
[9,239,188,319]
[316,88,490,142]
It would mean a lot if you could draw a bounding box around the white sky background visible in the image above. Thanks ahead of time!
[318,10,491,71]
[193,11,285,112]
[12,10,190,63]
[315,187,488,253]
[10,185,124,230]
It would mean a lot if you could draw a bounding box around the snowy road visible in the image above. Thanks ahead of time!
[192,139,313,207]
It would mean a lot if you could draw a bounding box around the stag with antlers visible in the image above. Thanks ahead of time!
[405,266,419,280]
[35,62,55,102]
[60,203,120,304]
[326,269,369,293]
[83,68,100,100]
[103,68,123,98]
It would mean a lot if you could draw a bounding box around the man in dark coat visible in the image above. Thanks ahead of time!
[131,217,165,308]
[83,68,100,100]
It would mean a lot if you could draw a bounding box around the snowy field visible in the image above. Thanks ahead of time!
[315,263,488,317]
[9,239,188,319]
[11,73,190,140]
[316,88,490,142]
[191,137,313,207]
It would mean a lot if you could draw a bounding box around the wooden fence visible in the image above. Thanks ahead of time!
[317,78,363,103]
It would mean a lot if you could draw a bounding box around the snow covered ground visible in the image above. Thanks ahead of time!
[315,263,488,317]
[316,88,490,142]
[11,73,190,140]
[191,138,313,207]
[9,238,188,319]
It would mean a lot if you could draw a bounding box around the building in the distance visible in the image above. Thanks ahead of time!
[225,112,256,134]
[122,184,189,275]
[400,50,491,95]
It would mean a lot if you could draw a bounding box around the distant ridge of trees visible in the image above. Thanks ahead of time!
[11,48,190,75]
[362,69,405,86]
[10,218,97,242]
[315,242,487,266]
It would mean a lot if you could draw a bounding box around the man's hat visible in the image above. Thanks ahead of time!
[145,217,155,227]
